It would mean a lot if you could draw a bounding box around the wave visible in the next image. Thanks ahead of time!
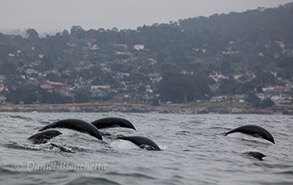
[105,171,156,180]
[175,130,192,136]
[9,115,33,121]
[65,176,121,185]
[275,170,293,175]
[0,166,18,174]
[1,141,42,151]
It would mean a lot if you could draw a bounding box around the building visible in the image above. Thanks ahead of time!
[40,81,67,93]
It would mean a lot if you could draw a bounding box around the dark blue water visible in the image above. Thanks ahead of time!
[0,112,292,185]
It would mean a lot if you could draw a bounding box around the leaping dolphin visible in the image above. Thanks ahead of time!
[28,130,62,144]
[116,135,161,151]
[225,125,275,144]
[39,119,103,140]
[91,117,136,130]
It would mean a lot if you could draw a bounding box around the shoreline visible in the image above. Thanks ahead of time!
[1,102,293,115]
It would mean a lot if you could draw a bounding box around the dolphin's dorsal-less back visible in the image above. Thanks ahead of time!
[91,117,136,130]
[244,151,266,161]
[225,125,275,144]
[39,119,103,140]
[117,135,161,151]
[28,130,62,144]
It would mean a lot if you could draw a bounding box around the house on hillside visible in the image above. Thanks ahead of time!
[134,44,144,51]
[112,95,125,103]
[40,81,67,93]
[0,84,7,92]
[271,95,286,104]
[25,68,38,75]
[90,85,110,90]
[209,72,228,83]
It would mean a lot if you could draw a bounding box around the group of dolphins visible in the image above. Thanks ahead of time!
[28,117,161,151]
[28,117,275,160]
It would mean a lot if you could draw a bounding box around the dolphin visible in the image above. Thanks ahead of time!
[243,151,266,161]
[225,125,275,144]
[39,119,103,140]
[91,117,136,130]
[28,130,74,153]
[28,130,62,144]
[116,135,161,151]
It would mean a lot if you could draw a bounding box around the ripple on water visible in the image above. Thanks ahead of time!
[64,176,121,185]
[106,171,156,180]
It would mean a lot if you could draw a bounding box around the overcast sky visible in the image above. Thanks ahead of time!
[0,0,292,33]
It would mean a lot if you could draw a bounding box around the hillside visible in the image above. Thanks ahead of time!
[0,3,293,107]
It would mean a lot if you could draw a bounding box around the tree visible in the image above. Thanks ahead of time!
[39,56,54,72]
[246,93,275,108]
[254,71,275,86]
[39,90,73,104]
[74,88,91,103]
[5,85,40,104]
[0,63,16,75]
[124,73,150,85]
[26,29,39,40]
[70,26,84,37]
[246,92,261,107]
[218,79,237,94]
[110,63,133,73]
[46,73,63,82]
[158,72,211,103]
[235,82,255,94]
[221,60,232,75]
[260,98,275,108]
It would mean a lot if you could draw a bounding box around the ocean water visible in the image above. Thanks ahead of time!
[0,112,292,185]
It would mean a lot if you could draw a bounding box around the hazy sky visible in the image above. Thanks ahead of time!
[1,0,292,33]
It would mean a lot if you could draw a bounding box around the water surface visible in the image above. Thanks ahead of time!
[0,113,292,185]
